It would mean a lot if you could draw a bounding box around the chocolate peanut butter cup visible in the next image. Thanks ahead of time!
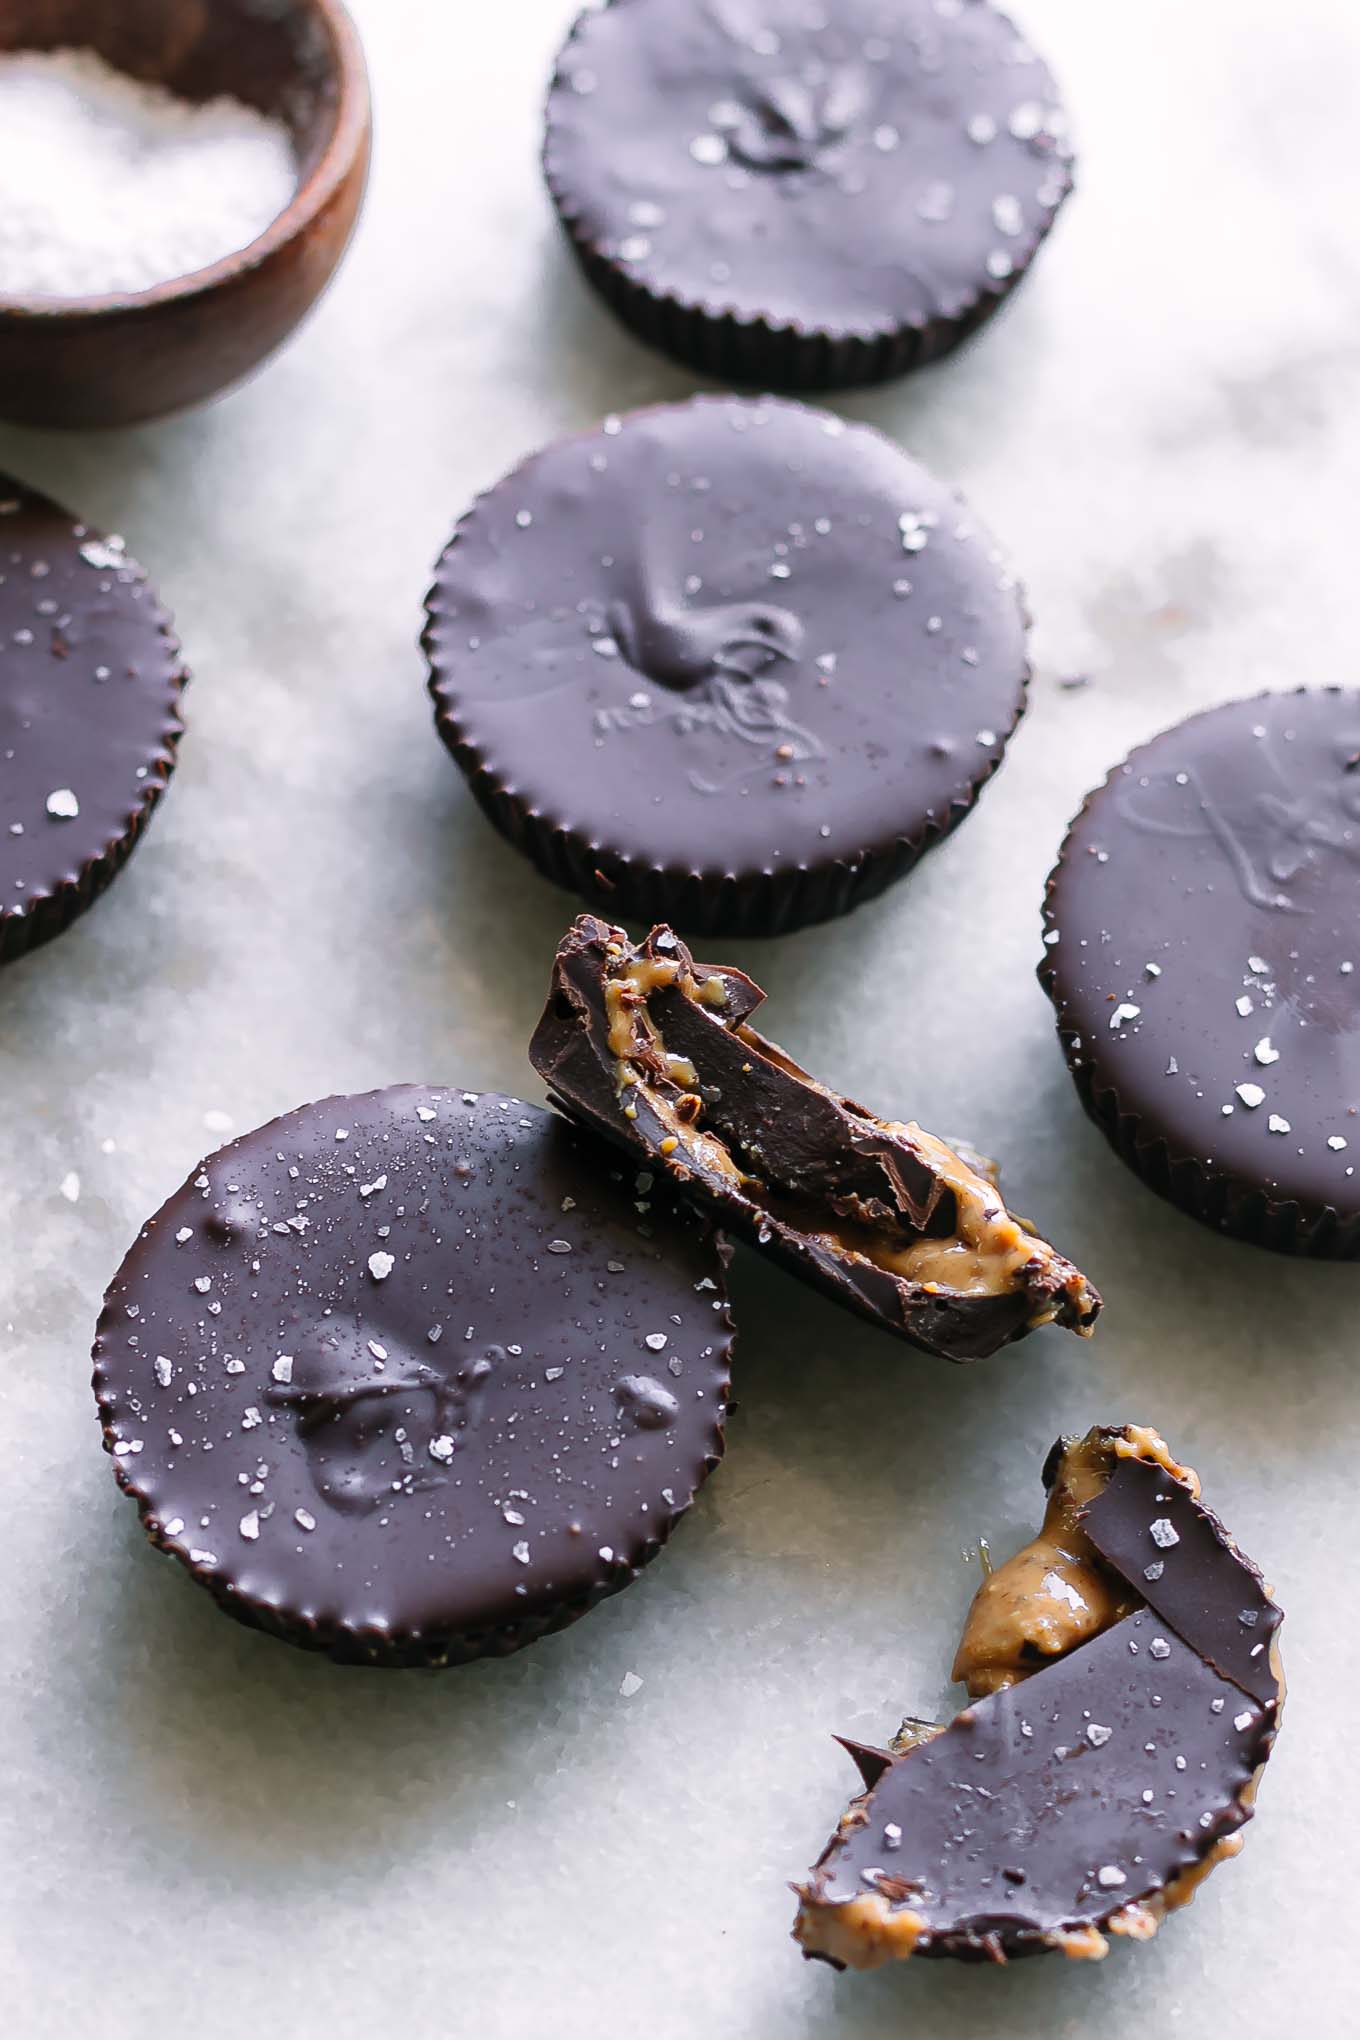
[0,476,185,964]
[93,1089,734,1666]
[794,1425,1283,1967]
[424,396,1030,938]
[531,916,1099,1361]
[543,0,1073,391]
[1042,689,1360,1255]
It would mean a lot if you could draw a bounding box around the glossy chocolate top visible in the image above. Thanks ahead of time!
[0,475,183,948]
[93,1089,733,1656]
[1043,690,1360,1225]
[427,397,1028,887]
[545,0,1071,339]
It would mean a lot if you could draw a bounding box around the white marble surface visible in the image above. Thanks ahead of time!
[3,2,1358,2032]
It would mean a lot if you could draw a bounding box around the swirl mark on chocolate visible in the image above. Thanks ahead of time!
[1119,731,1360,915]
[716,66,875,174]
[595,580,821,791]
[267,1334,504,1514]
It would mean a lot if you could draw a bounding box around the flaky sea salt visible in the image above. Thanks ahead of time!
[0,49,296,299]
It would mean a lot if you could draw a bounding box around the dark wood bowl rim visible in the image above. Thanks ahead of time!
[0,0,370,323]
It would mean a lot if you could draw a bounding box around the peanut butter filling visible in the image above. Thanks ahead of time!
[952,1426,1197,1697]
[872,1123,1056,1303]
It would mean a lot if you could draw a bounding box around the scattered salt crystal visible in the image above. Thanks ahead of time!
[368,1251,395,1280]
[1149,1517,1179,1548]
[619,1671,644,1698]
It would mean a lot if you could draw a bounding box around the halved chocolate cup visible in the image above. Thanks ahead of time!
[530,916,1099,1362]
[794,1426,1283,1967]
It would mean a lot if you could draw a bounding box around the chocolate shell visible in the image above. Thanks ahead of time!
[0,475,185,964]
[424,396,1030,938]
[530,916,1099,1361]
[93,1088,734,1667]
[1041,689,1360,1255]
[543,0,1074,391]
[794,1426,1283,1967]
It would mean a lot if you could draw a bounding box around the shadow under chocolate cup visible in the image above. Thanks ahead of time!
[1040,687,1360,1256]
[0,0,371,428]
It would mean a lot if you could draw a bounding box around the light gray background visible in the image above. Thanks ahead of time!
[2,2,1356,2034]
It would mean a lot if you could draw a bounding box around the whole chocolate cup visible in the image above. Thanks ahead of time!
[1041,688,1360,1256]
[0,476,186,964]
[93,1089,735,1666]
[543,0,1073,392]
[424,396,1029,938]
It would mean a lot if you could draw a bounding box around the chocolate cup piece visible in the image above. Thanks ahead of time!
[543,0,1073,392]
[794,1427,1283,1967]
[1041,688,1360,1256]
[93,1089,734,1667]
[424,395,1030,939]
[1081,1453,1281,1710]
[530,915,1099,1362]
[0,475,186,963]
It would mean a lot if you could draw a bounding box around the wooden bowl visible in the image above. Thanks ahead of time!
[0,0,371,428]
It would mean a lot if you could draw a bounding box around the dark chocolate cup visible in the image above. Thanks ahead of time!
[424,397,1031,941]
[0,477,187,968]
[93,1088,736,1668]
[1039,690,1360,1259]
[542,0,1074,395]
